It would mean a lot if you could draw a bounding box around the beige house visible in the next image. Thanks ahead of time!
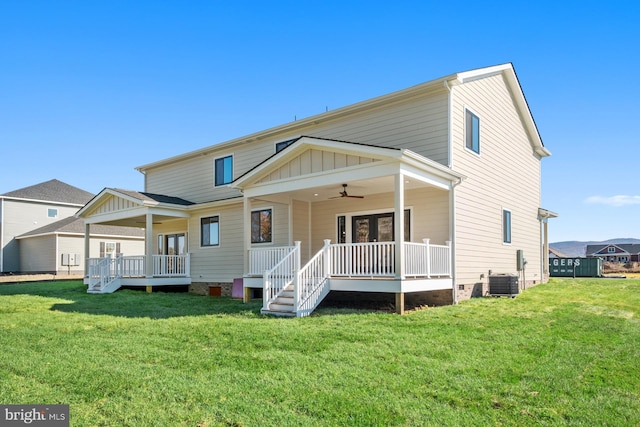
[77,63,556,316]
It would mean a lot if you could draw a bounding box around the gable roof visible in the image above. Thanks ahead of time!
[107,189,196,206]
[136,63,548,173]
[0,179,94,206]
[586,243,640,256]
[16,216,145,239]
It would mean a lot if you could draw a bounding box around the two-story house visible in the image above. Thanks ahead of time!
[77,63,556,316]
[0,179,144,275]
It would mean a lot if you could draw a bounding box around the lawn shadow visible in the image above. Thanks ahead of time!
[1,280,263,319]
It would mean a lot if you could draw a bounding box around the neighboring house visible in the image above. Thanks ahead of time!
[16,216,145,275]
[77,63,556,316]
[549,248,567,258]
[0,180,94,273]
[586,244,640,263]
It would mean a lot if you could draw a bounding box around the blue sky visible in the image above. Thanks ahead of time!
[1,1,638,243]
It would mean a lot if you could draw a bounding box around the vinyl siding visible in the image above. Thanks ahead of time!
[310,188,450,253]
[292,199,311,263]
[1,199,80,272]
[450,73,543,288]
[19,235,56,273]
[143,88,449,202]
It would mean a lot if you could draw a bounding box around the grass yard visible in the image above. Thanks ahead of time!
[0,279,638,426]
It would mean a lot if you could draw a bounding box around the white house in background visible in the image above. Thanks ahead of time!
[0,179,145,276]
[16,216,144,275]
[77,63,556,316]
[0,180,94,273]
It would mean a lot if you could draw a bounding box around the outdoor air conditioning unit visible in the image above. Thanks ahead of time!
[488,274,519,297]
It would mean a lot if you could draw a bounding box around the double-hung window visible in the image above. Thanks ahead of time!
[251,208,272,243]
[465,109,480,154]
[214,155,233,186]
[503,209,512,244]
[201,216,220,247]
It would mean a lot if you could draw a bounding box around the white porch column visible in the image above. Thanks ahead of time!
[145,212,153,278]
[394,173,405,280]
[84,223,91,278]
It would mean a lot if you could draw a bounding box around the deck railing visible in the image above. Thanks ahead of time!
[249,240,451,280]
[87,254,190,279]
[263,242,300,311]
[249,245,297,276]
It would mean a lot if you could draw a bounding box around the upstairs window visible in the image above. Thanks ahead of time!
[502,209,512,244]
[47,208,58,218]
[607,246,615,253]
[251,208,272,243]
[214,155,233,186]
[465,109,480,154]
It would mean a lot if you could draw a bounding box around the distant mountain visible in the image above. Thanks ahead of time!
[550,238,640,258]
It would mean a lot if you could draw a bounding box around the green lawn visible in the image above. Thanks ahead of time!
[0,279,638,426]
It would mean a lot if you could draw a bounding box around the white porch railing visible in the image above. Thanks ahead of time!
[249,245,297,276]
[152,254,191,277]
[263,242,300,311]
[87,254,191,280]
[404,239,451,277]
[295,240,332,317]
[329,242,396,276]
[249,239,452,281]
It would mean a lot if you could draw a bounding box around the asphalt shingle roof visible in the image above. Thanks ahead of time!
[1,179,94,205]
[17,216,145,238]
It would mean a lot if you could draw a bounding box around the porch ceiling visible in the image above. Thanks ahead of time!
[277,175,432,203]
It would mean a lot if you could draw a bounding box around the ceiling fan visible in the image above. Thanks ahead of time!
[330,184,364,199]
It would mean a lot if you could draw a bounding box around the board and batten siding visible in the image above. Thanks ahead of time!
[450,73,543,292]
[143,88,449,203]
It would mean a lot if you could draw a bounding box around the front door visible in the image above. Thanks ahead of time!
[165,234,186,275]
[352,213,394,243]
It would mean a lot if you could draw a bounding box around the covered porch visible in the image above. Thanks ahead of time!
[76,189,194,293]
[232,137,465,316]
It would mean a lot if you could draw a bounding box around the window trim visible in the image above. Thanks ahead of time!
[214,154,234,187]
[502,208,512,244]
[200,215,221,248]
[251,207,273,244]
[464,107,480,155]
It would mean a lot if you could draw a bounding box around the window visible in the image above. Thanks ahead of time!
[47,208,58,218]
[251,209,272,243]
[465,109,480,154]
[275,138,297,153]
[607,247,615,253]
[214,155,233,186]
[201,216,220,247]
[337,216,346,243]
[503,209,512,244]
[158,235,164,254]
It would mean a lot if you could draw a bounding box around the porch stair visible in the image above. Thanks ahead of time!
[87,277,122,294]
[261,285,296,317]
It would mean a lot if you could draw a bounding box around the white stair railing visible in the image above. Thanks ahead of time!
[295,240,332,317]
[263,242,300,312]
[88,255,122,292]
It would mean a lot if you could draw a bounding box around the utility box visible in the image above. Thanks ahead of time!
[489,274,519,297]
[549,257,602,277]
[61,253,80,266]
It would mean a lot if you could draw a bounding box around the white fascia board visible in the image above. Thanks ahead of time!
[399,166,452,191]
[83,207,150,224]
[0,196,85,208]
[401,150,465,182]
[186,197,243,212]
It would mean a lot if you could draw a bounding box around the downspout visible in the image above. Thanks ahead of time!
[444,79,460,304]
[0,197,4,273]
